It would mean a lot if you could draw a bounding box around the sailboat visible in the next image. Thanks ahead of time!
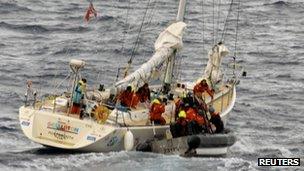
[19,0,243,156]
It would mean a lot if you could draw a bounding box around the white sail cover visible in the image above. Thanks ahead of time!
[115,22,187,89]
[203,44,229,84]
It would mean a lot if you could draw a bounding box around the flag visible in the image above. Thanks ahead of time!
[84,2,97,22]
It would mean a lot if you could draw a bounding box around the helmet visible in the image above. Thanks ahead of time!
[152,99,160,104]
[178,110,186,118]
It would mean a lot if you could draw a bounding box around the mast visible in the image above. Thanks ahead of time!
[176,0,187,22]
[163,0,187,92]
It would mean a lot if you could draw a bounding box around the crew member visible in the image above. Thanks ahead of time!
[149,98,166,125]
[118,86,134,108]
[186,106,205,126]
[71,78,87,115]
[193,79,214,99]
[209,107,224,133]
[136,83,151,103]
[176,109,188,136]
[173,98,182,120]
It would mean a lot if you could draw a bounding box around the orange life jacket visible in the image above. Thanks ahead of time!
[150,103,165,121]
[186,107,205,126]
[193,83,213,98]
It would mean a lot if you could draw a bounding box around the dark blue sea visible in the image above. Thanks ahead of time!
[0,0,303,170]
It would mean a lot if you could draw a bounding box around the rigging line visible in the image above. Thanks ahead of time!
[212,0,215,45]
[234,0,241,58]
[216,0,221,44]
[221,0,234,42]
[201,0,205,56]
[142,0,158,59]
[122,0,152,78]
[129,0,152,64]
[146,0,157,28]
[120,0,132,55]
[54,73,71,91]
[37,58,46,98]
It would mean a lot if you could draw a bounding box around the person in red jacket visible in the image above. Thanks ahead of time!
[118,86,133,108]
[136,83,151,103]
[193,79,214,99]
[149,98,166,125]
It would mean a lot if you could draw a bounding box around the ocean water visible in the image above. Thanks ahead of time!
[0,0,303,170]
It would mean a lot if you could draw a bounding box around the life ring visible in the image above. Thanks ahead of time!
[92,105,109,124]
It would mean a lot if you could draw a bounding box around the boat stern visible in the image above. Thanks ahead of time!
[19,106,116,150]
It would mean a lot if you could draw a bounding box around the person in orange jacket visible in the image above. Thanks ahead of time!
[149,98,166,125]
[193,79,214,99]
[186,106,205,126]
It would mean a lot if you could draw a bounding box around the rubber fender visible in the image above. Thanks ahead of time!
[124,130,134,151]
[187,135,201,150]
[198,130,237,147]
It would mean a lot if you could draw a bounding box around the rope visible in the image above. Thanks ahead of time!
[216,0,221,43]
[212,0,215,45]
[146,0,157,29]
[201,0,205,56]
[221,0,234,42]
[234,0,241,58]
[54,73,72,92]
[124,0,152,77]
[142,0,158,59]
[120,0,132,55]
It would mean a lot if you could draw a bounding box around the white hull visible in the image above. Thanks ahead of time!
[19,85,236,154]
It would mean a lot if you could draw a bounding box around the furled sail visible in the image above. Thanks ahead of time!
[115,21,187,89]
[203,43,229,84]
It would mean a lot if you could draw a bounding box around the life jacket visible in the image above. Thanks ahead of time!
[193,82,213,98]
[130,93,140,108]
[119,90,134,107]
[186,108,197,121]
[150,99,165,120]
[186,108,205,126]
[72,81,86,104]
[137,86,150,103]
